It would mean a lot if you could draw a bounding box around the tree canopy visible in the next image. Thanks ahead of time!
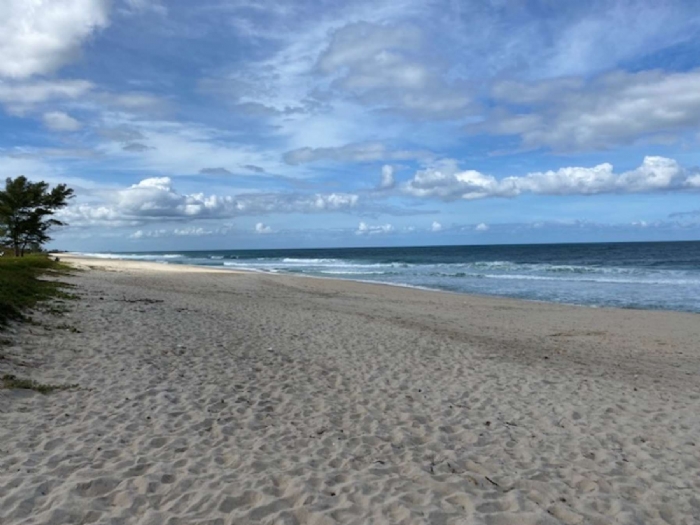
[0,176,74,257]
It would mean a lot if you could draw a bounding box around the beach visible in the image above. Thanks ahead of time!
[1,255,699,525]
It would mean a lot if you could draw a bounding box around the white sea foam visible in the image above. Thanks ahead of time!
[482,273,699,286]
[69,248,700,312]
[468,260,638,275]
[281,258,342,264]
[75,252,183,260]
[318,270,387,275]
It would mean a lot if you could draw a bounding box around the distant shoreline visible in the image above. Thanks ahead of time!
[59,245,700,315]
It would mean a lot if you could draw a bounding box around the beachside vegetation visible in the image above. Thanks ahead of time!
[0,254,74,328]
[0,176,74,257]
[1,374,79,394]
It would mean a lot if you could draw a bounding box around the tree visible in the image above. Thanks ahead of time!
[0,176,74,257]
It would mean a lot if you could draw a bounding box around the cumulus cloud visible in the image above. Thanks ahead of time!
[109,177,244,220]
[480,69,700,151]
[255,222,272,234]
[0,0,110,79]
[234,192,360,215]
[283,142,431,165]
[404,156,700,201]
[475,223,489,232]
[406,159,509,201]
[431,221,442,232]
[130,226,217,239]
[43,111,81,131]
[60,177,362,227]
[59,204,140,228]
[356,221,394,235]
[173,226,216,236]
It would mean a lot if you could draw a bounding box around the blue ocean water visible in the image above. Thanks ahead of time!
[79,241,700,313]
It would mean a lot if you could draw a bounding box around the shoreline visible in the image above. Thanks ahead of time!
[56,253,248,274]
[2,259,699,524]
[57,253,700,316]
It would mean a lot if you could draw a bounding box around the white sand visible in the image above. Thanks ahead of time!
[1,256,699,525]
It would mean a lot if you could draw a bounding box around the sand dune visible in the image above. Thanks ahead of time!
[1,256,699,524]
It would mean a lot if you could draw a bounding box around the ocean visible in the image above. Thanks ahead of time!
[78,241,700,313]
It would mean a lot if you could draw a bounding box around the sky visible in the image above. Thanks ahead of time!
[2,0,700,251]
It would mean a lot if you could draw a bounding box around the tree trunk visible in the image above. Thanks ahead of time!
[13,242,20,257]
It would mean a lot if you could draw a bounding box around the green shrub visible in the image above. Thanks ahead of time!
[2,374,78,394]
[0,254,74,328]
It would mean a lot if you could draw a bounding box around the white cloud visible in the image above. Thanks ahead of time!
[0,0,110,79]
[130,226,216,239]
[318,23,425,89]
[255,222,272,234]
[114,177,234,219]
[406,159,510,201]
[404,156,700,201]
[43,111,81,131]
[234,192,360,215]
[379,165,395,189]
[61,204,140,228]
[20,91,167,127]
[518,156,689,195]
[316,22,471,118]
[95,117,280,176]
[535,4,698,78]
[174,226,216,236]
[130,229,164,238]
[0,79,93,114]
[481,69,700,151]
[98,91,170,115]
[475,222,489,232]
[356,221,394,235]
[283,142,431,165]
[431,221,442,232]
[60,177,362,227]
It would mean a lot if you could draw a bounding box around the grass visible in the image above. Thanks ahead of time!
[2,374,79,394]
[0,254,75,328]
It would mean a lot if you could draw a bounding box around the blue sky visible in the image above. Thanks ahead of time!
[2,0,700,251]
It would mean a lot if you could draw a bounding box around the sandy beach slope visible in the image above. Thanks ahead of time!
[1,255,699,525]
